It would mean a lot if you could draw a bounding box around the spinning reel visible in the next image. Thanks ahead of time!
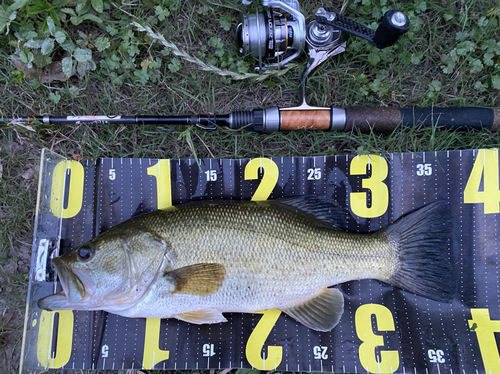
[235,0,410,108]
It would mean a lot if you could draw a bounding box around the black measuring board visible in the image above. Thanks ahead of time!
[22,150,500,373]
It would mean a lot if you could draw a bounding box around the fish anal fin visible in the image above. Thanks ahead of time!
[283,287,344,332]
[165,263,226,296]
[175,310,227,324]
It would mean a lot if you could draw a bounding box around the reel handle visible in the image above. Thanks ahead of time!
[317,9,410,49]
[373,10,411,48]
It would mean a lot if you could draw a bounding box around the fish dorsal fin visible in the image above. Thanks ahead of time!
[175,309,227,324]
[283,287,344,332]
[164,263,226,296]
[273,196,349,230]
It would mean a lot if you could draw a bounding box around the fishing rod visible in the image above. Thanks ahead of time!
[6,1,500,132]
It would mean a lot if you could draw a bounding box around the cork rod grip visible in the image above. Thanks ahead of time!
[280,110,331,130]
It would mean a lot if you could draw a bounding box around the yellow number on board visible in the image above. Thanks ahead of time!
[50,160,84,218]
[147,160,173,210]
[36,310,74,369]
[244,158,279,201]
[142,318,170,369]
[355,304,399,374]
[245,309,283,370]
[350,155,389,218]
[468,308,500,374]
[464,149,500,214]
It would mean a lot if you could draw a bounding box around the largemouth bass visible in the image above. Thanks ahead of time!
[38,198,455,331]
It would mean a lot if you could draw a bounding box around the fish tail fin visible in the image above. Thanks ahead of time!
[384,202,456,302]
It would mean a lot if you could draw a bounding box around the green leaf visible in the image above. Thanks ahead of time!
[219,15,232,31]
[91,0,103,13]
[481,39,500,54]
[8,0,29,11]
[455,41,474,56]
[417,1,427,12]
[443,11,454,21]
[19,49,34,67]
[46,16,56,35]
[484,52,494,66]
[60,38,75,52]
[367,52,380,66]
[81,13,103,23]
[133,69,150,85]
[55,31,66,43]
[0,8,17,34]
[167,57,181,73]
[26,0,51,16]
[61,7,76,16]
[469,59,483,73]
[473,80,487,92]
[428,80,441,92]
[127,44,140,57]
[492,75,500,90]
[94,36,110,52]
[41,38,54,55]
[49,92,61,104]
[77,59,96,77]
[208,37,223,49]
[455,31,469,41]
[70,15,84,25]
[410,53,422,65]
[76,0,91,15]
[66,85,79,98]
[102,53,120,70]
[74,48,92,62]
[155,5,170,21]
[61,56,73,78]
[105,24,118,36]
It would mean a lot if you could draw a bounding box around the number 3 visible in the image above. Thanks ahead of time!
[349,155,389,218]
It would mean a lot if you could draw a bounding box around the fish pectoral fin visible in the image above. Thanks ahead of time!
[164,263,226,296]
[175,310,227,325]
[283,287,344,332]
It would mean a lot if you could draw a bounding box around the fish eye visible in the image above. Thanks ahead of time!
[77,245,94,262]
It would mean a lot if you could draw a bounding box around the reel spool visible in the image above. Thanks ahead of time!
[235,0,306,69]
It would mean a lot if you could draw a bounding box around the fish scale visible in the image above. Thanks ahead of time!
[114,202,395,316]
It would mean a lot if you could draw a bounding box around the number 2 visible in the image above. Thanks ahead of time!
[245,158,279,201]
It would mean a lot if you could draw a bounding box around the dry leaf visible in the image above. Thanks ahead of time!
[72,154,83,161]
[21,168,34,180]
[11,56,70,83]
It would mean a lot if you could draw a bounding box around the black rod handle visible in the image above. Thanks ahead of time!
[343,107,500,132]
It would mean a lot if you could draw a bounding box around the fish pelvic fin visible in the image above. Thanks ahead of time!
[385,201,456,302]
[175,309,227,324]
[283,287,344,332]
[164,263,226,296]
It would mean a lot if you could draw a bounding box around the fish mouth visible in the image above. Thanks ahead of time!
[37,257,86,311]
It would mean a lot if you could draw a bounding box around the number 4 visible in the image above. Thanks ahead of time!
[464,149,500,214]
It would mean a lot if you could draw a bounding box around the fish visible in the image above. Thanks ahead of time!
[38,197,455,332]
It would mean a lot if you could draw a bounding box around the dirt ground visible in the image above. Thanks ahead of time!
[0,137,38,373]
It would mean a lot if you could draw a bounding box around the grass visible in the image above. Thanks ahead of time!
[0,0,499,373]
